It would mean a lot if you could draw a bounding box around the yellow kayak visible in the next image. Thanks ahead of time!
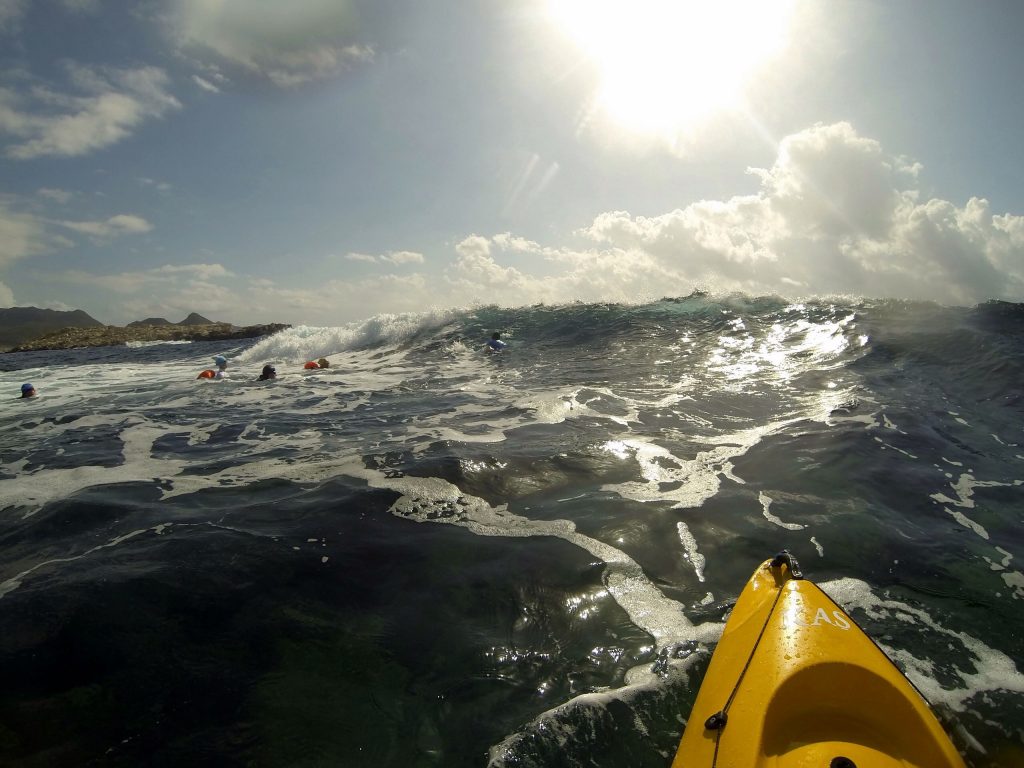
[671,552,967,768]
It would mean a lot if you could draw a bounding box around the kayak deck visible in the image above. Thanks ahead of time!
[671,553,967,768]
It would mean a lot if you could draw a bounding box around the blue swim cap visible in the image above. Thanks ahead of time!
[214,355,227,366]
[21,382,33,393]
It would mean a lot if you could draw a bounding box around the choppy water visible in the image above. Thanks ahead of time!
[1,294,1022,767]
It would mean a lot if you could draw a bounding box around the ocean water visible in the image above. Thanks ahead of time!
[0,294,1022,767]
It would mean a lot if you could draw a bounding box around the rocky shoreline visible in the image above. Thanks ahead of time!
[7,322,291,352]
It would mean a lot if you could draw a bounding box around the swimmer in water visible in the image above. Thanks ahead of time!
[197,355,229,379]
[257,365,277,381]
[485,332,507,352]
[20,382,36,398]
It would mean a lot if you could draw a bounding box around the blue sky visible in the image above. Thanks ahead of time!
[2,0,1024,326]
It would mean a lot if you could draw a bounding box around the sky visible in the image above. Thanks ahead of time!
[2,0,1024,327]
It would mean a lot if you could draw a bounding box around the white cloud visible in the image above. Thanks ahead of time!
[0,280,14,306]
[0,201,63,268]
[17,122,1024,325]
[0,0,26,32]
[61,0,100,13]
[56,265,434,326]
[571,122,1024,305]
[138,177,172,192]
[192,74,220,93]
[345,252,376,262]
[153,263,233,279]
[380,250,425,265]
[0,0,99,34]
[0,65,181,159]
[37,187,73,203]
[263,44,375,88]
[343,250,425,266]
[57,213,152,238]
[451,236,530,289]
[174,0,375,87]
[242,272,430,325]
[382,123,1024,312]
[443,233,674,309]
[49,263,236,323]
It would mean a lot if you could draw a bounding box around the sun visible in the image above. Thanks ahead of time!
[548,0,796,143]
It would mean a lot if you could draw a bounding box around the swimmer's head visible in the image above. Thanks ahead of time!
[261,365,276,379]
[317,357,329,368]
[21,382,36,398]
[214,355,227,369]
[491,332,501,340]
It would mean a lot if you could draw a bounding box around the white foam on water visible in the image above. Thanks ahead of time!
[758,491,805,531]
[980,547,1024,600]
[945,508,990,540]
[822,577,1024,713]
[336,465,722,654]
[0,420,186,515]
[881,413,906,433]
[704,313,857,390]
[873,436,919,459]
[514,390,578,425]
[676,522,706,582]
[930,473,1023,510]
[236,308,464,364]
[486,650,709,768]
[600,417,801,509]
[927,472,1023,543]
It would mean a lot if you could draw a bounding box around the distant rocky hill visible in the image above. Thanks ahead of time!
[8,322,291,352]
[127,313,214,327]
[179,312,213,325]
[2,306,287,352]
[0,307,103,351]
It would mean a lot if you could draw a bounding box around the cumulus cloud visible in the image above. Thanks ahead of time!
[0,201,65,268]
[451,236,530,289]
[408,123,1024,311]
[0,0,26,32]
[229,272,443,326]
[61,0,101,13]
[153,263,233,279]
[37,187,73,203]
[19,122,1024,325]
[569,122,1024,306]
[173,0,374,87]
[57,213,152,239]
[192,74,220,93]
[49,262,236,322]
[380,250,425,265]
[444,232,675,309]
[345,252,376,262]
[0,0,97,32]
[343,250,425,265]
[0,65,180,159]
[138,177,172,192]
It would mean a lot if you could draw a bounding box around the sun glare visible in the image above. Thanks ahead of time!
[548,0,796,142]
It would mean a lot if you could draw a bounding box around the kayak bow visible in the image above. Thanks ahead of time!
[671,552,967,768]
